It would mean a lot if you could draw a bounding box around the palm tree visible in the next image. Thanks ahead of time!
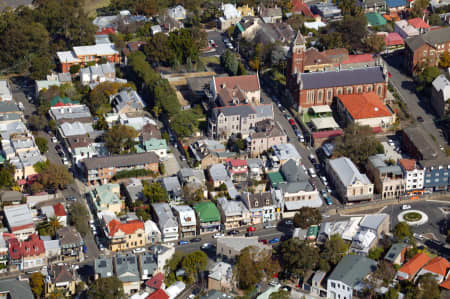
[48,216,62,237]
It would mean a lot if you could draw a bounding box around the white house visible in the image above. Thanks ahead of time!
[168,5,186,20]
[399,159,425,191]
[172,205,197,238]
[152,203,179,243]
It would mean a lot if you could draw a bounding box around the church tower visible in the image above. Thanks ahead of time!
[290,31,306,75]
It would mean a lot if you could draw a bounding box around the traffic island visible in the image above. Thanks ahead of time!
[397,210,428,226]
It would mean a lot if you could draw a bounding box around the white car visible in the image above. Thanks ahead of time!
[51,137,57,143]
[213,233,224,238]
[133,247,145,254]
[401,204,411,210]
[308,168,317,178]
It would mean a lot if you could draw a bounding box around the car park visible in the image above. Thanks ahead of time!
[133,247,145,254]
[178,240,189,245]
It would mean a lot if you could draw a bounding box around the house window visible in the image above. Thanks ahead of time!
[318,90,323,103]
[367,85,373,92]
[357,86,362,93]
[337,88,342,95]
[346,87,353,94]
[327,89,332,101]
[377,85,383,96]
[307,91,315,103]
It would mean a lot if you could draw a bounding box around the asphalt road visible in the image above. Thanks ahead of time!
[382,52,448,149]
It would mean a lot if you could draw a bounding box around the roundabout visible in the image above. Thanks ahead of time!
[397,210,428,226]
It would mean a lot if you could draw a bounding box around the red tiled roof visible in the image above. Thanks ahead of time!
[146,289,169,299]
[96,27,116,35]
[10,223,34,233]
[22,234,45,257]
[408,18,430,29]
[422,256,449,276]
[398,252,431,277]
[338,93,392,120]
[214,75,260,93]
[227,159,248,167]
[8,238,23,260]
[292,0,313,17]
[384,32,404,46]
[399,159,416,171]
[145,272,165,289]
[107,219,144,237]
[341,54,374,64]
[440,277,450,289]
[53,203,66,217]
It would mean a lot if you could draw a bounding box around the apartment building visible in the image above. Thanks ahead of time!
[326,157,374,203]
[208,104,259,140]
[241,191,280,224]
[404,27,450,73]
[217,197,251,230]
[105,219,145,251]
[367,154,405,199]
[57,43,119,73]
[248,119,287,157]
[83,152,159,185]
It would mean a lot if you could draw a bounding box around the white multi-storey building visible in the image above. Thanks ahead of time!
[399,159,425,191]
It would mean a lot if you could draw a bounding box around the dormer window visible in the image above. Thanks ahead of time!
[254,201,259,207]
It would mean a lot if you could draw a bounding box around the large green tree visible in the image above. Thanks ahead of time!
[393,222,413,242]
[235,246,264,289]
[35,137,49,154]
[170,110,200,138]
[0,162,17,190]
[181,250,208,283]
[87,276,125,299]
[143,33,176,66]
[30,272,44,298]
[105,125,139,154]
[278,239,320,278]
[293,207,322,229]
[322,234,349,267]
[69,201,90,236]
[143,181,169,203]
[221,50,239,76]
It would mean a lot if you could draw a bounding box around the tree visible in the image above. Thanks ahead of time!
[235,246,264,289]
[86,82,131,116]
[105,124,139,154]
[0,162,17,190]
[336,15,368,51]
[428,14,442,26]
[320,32,345,50]
[416,273,440,299]
[383,288,399,299]
[142,181,169,203]
[411,0,429,18]
[69,64,81,74]
[373,261,396,286]
[220,50,238,75]
[170,110,200,138]
[69,202,90,236]
[87,276,125,299]
[28,114,47,131]
[293,207,322,229]
[181,250,208,283]
[287,14,305,32]
[322,234,349,266]
[142,32,175,66]
[269,290,290,299]
[440,52,450,68]
[238,62,247,75]
[393,222,413,242]
[30,272,44,298]
[227,135,246,152]
[368,246,385,261]
[48,216,63,237]
[365,34,386,53]
[333,124,384,170]
[338,0,363,16]
[37,163,73,190]
[278,239,320,278]
[30,54,54,80]
[35,137,48,153]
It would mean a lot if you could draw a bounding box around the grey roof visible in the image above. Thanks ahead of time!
[58,72,72,83]
[405,27,450,51]
[247,158,263,169]
[278,181,314,193]
[139,252,157,276]
[328,157,371,186]
[115,253,140,283]
[213,104,256,118]
[208,262,233,282]
[242,191,274,209]
[328,255,377,287]
[161,176,181,195]
[57,226,83,248]
[253,104,273,119]
[50,104,92,121]
[95,255,114,278]
[200,290,234,299]
[385,243,408,263]
[216,236,263,252]
[368,154,403,176]
[312,271,327,285]
[83,152,159,170]
[432,74,450,100]
[152,203,178,229]
[224,179,239,199]
[403,126,439,160]
[0,279,34,299]
[4,204,33,229]
[178,168,205,183]
[112,88,145,112]
[0,113,20,122]
[299,67,385,90]
[0,190,23,202]
[217,197,249,216]
[125,178,143,202]
[0,101,19,113]
[281,159,309,183]
[359,213,388,230]
[209,163,229,182]
[101,63,115,74]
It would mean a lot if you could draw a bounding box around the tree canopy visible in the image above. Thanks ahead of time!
[393,222,413,243]
[69,201,90,236]
[321,234,349,267]
[34,160,73,190]
[105,124,139,154]
[278,239,320,278]
[170,109,201,138]
[293,207,322,229]
[87,276,125,299]
[143,181,169,203]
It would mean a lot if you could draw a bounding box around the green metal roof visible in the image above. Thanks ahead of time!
[0,154,5,164]
[328,255,377,287]
[365,13,387,26]
[194,201,221,223]
[267,171,284,188]
[307,225,319,238]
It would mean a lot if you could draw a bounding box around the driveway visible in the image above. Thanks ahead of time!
[382,53,448,149]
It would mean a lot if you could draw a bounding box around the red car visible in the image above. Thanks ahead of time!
[289,119,295,126]
[259,239,267,244]
[247,226,257,232]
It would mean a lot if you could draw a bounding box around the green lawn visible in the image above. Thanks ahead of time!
[84,0,110,18]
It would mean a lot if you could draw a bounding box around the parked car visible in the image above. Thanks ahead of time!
[228,229,239,235]
[269,237,279,244]
[284,219,293,226]
[201,243,212,250]
[51,137,57,143]
[264,223,276,229]
[133,247,145,254]
[213,233,224,238]
[417,116,424,122]
[289,119,295,126]
[67,196,76,201]
[247,226,257,232]
[178,240,189,245]
[191,238,202,242]
[402,204,411,210]
[324,194,333,205]
[284,113,291,120]
[308,168,317,178]
[259,239,267,244]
